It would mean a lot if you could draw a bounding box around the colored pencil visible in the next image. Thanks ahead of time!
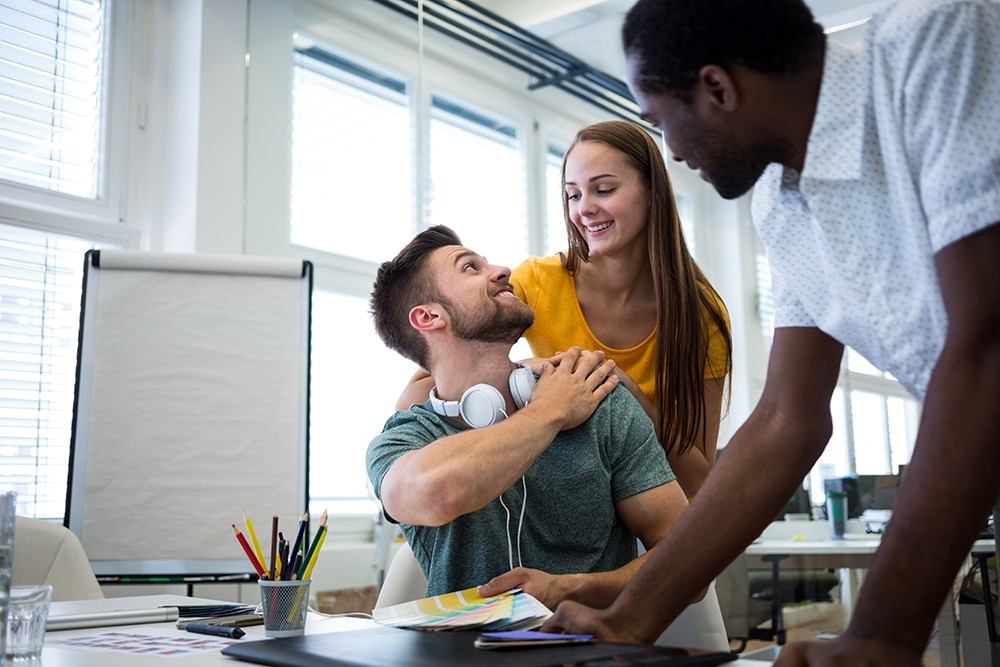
[268,514,279,581]
[243,510,269,576]
[288,513,308,574]
[297,510,327,579]
[232,524,265,578]
[302,523,328,580]
[287,551,302,581]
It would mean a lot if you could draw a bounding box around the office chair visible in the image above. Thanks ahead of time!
[373,542,426,610]
[375,542,730,652]
[12,516,104,601]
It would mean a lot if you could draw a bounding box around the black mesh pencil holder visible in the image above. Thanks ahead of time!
[259,579,311,637]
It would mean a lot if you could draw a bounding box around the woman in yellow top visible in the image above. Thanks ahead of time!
[512,121,731,498]
[395,120,732,498]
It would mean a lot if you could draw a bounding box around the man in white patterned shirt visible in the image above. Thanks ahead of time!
[544,1,1000,665]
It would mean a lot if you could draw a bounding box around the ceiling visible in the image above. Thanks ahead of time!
[476,0,889,81]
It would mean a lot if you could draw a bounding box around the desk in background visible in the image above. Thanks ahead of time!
[726,520,996,667]
[43,595,768,666]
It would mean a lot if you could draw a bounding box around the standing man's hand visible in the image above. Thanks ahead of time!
[774,636,922,666]
[541,600,644,645]
[530,346,618,430]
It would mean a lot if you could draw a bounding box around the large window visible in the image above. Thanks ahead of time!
[0,225,114,518]
[307,292,416,514]
[428,95,527,268]
[286,39,581,514]
[0,0,119,520]
[290,47,414,263]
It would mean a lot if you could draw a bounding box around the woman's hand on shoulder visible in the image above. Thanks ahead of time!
[395,368,434,411]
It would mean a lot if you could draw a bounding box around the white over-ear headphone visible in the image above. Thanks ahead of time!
[428,363,535,428]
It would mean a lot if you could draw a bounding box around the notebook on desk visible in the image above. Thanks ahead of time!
[221,626,737,667]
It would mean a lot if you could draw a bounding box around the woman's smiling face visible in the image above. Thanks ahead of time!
[563,140,650,258]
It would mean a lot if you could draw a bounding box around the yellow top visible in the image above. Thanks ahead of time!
[511,254,730,406]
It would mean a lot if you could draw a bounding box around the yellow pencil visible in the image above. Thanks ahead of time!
[243,510,269,577]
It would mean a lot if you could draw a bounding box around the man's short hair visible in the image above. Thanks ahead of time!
[370,225,462,369]
[623,0,825,100]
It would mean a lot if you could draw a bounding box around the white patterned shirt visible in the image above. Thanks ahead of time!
[751,0,1000,400]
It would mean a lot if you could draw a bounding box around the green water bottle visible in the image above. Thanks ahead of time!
[827,490,847,539]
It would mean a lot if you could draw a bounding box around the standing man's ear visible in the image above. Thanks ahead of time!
[696,65,739,111]
[409,303,447,332]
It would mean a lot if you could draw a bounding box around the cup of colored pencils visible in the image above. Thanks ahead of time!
[232,510,328,637]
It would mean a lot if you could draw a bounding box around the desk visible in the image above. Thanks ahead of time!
[42,595,373,666]
[43,595,767,666]
[735,536,996,667]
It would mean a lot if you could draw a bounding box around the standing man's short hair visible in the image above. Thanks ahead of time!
[623,0,826,100]
[370,225,462,369]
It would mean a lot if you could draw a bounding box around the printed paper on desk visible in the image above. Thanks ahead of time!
[372,588,551,631]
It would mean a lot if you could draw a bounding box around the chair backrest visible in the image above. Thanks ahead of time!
[374,542,427,609]
[375,541,729,653]
[12,516,104,601]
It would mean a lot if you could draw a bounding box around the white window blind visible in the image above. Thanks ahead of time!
[428,95,526,268]
[0,0,105,198]
[0,224,108,519]
[290,46,413,263]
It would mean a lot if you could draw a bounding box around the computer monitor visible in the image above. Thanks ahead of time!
[824,475,901,518]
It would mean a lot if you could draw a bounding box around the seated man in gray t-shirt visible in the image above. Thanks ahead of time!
[367,225,690,610]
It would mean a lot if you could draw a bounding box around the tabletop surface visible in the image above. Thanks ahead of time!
[746,536,996,556]
[42,595,769,666]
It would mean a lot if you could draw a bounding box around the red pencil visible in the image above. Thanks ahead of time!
[232,523,265,578]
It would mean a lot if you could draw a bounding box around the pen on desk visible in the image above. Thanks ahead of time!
[269,514,279,581]
[243,510,269,575]
[232,524,266,578]
[181,623,245,639]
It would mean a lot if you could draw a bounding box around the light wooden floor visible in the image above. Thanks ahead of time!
[731,602,943,667]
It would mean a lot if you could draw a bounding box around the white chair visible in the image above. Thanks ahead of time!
[12,516,104,601]
[374,541,730,652]
[374,542,427,608]
[654,580,730,652]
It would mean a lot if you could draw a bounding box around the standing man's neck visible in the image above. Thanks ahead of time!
[780,50,826,172]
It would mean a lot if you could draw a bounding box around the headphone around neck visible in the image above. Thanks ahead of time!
[428,363,535,428]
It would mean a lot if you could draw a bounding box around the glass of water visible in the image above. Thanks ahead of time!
[5,585,52,661]
[0,491,16,662]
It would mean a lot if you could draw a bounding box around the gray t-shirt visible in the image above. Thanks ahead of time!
[366,383,673,595]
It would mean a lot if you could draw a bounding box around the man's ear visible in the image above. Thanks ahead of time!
[695,65,739,112]
[409,303,447,332]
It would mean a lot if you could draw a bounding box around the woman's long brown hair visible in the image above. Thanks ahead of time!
[562,120,733,457]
